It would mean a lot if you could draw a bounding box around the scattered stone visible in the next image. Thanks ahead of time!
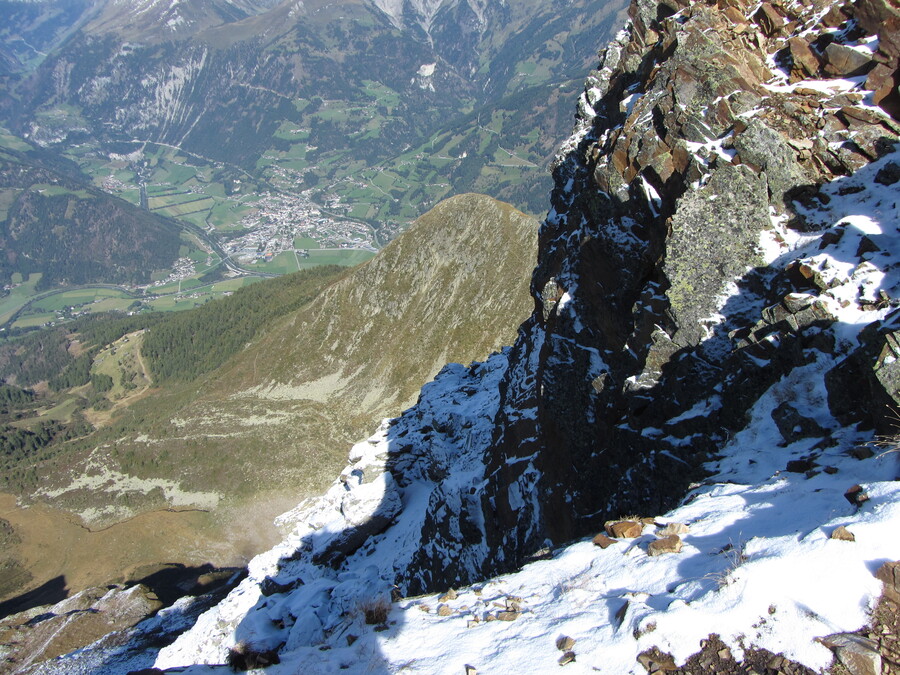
[437,604,453,617]
[875,561,900,605]
[637,647,678,672]
[605,520,644,538]
[785,457,817,473]
[850,446,875,460]
[875,161,900,185]
[485,613,497,622]
[648,535,683,556]
[558,651,576,666]
[467,619,480,628]
[439,589,458,602]
[823,43,874,78]
[346,634,358,646]
[556,635,576,651]
[831,525,856,542]
[592,533,618,549]
[785,37,821,82]
[819,633,882,675]
[464,665,477,675]
[614,600,629,628]
[783,292,816,313]
[658,522,689,536]
[772,402,827,443]
[497,611,520,621]
[753,3,784,37]
[418,604,430,613]
[718,646,732,660]
[845,484,870,506]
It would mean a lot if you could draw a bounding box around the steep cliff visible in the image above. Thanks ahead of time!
[19,0,900,672]
[447,0,900,584]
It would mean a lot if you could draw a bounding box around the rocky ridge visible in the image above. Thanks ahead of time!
[15,0,900,672]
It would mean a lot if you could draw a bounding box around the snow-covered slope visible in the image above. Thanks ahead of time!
[21,0,900,672]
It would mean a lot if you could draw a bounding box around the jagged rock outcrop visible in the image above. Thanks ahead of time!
[403,0,900,590]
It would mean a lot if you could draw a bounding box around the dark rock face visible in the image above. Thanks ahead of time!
[395,0,900,592]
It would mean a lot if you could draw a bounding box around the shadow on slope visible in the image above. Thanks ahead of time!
[0,576,68,621]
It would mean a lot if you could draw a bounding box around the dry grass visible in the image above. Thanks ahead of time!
[360,596,391,625]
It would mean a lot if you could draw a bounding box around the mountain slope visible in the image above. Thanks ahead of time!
[0,144,183,288]
[0,193,536,642]
[42,0,900,672]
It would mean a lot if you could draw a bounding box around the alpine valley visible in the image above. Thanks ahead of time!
[0,0,628,634]
[3,0,900,673]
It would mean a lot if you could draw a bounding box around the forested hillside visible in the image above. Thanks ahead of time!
[0,146,183,288]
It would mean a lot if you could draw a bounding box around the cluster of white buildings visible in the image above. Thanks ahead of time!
[226,189,376,263]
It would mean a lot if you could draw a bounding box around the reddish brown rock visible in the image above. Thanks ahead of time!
[605,520,644,538]
[786,37,821,82]
[831,525,856,542]
[853,0,900,37]
[754,3,785,37]
[648,535,683,556]
[823,43,874,78]
[592,532,618,549]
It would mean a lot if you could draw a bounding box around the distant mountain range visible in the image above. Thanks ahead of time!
[1,0,627,229]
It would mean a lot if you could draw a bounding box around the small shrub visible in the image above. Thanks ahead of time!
[360,596,391,625]
[227,641,280,672]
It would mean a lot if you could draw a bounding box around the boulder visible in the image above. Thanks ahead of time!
[556,635,576,651]
[497,611,520,621]
[648,535,683,556]
[592,533,618,549]
[822,43,874,78]
[845,484,870,506]
[785,37,821,82]
[819,634,882,675]
[605,520,644,538]
[753,3,784,37]
[771,401,827,443]
[875,561,900,605]
[831,525,856,542]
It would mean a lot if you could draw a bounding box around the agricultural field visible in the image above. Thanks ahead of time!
[0,274,43,326]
